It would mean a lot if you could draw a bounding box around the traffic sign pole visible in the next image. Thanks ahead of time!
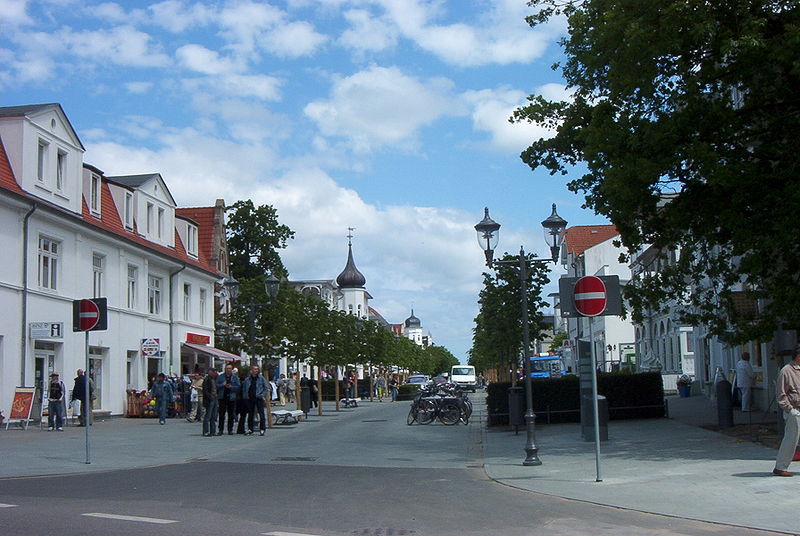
[84,331,90,464]
[589,321,602,482]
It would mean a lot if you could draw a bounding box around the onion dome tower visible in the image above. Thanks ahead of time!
[404,309,423,346]
[336,228,370,318]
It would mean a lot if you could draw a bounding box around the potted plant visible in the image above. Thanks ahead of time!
[676,374,692,397]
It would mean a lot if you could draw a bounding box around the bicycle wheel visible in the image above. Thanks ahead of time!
[439,402,460,425]
[406,407,417,425]
[417,399,436,425]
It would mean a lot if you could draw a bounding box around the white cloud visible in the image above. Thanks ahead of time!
[339,8,398,53]
[61,25,170,67]
[262,20,328,58]
[176,44,241,75]
[124,81,153,94]
[148,0,213,33]
[304,65,459,152]
[181,73,282,102]
[0,0,33,25]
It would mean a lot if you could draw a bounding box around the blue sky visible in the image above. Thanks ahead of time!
[1,0,607,361]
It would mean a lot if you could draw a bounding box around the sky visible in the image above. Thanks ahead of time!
[0,0,607,362]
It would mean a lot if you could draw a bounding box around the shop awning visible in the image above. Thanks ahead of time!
[182,342,241,362]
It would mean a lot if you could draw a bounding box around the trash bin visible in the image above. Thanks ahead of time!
[300,385,311,415]
[716,378,734,428]
[581,394,608,442]
[508,386,525,429]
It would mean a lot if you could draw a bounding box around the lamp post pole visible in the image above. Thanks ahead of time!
[475,204,567,467]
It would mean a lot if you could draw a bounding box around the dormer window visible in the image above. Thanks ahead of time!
[37,140,48,182]
[157,207,165,239]
[187,224,198,257]
[123,192,133,230]
[90,173,101,215]
[146,203,154,234]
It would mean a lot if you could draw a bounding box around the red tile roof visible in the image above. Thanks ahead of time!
[563,225,619,257]
[176,206,216,267]
[0,140,218,275]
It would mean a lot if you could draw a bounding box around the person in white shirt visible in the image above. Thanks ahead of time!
[735,352,755,412]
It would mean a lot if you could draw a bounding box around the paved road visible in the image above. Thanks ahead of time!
[0,399,787,536]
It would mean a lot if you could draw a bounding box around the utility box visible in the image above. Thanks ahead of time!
[300,386,311,414]
[581,394,609,442]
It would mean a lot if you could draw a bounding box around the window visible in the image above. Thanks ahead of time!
[157,207,165,239]
[37,140,48,182]
[183,283,191,321]
[148,275,162,315]
[90,174,100,214]
[92,254,104,297]
[38,236,59,290]
[199,288,207,324]
[124,192,133,229]
[56,151,66,191]
[146,203,154,234]
[127,265,138,309]
[187,225,198,257]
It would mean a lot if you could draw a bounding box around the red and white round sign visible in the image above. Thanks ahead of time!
[573,276,607,317]
[78,299,100,331]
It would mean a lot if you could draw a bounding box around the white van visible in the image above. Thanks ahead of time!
[450,365,477,392]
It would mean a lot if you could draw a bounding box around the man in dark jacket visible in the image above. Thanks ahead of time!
[202,369,219,437]
[71,369,94,426]
[242,365,269,436]
[216,364,240,435]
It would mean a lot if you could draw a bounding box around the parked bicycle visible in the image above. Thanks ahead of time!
[406,383,471,425]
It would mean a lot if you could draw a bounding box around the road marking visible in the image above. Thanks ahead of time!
[262,532,321,536]
[0,503,18,508]
[82,513,178,524]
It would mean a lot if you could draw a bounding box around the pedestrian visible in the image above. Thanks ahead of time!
[389,375,399,402]
[71,369,94,426]
[216,364,240,435]
[277,374,288,406]
[236,369,248,434]
[242,365,269,436]
[773,345,800,476]
[308,375,319,408]
[202,368,219,437]
[47,372,66,431]
[736,352,755,412]
[187,369,205,423]
[287,374,296,404]
[150,373,174,425]
[375,374,386,402]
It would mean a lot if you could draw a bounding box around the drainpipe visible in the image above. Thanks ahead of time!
[21,203,37,385]
[168,264,187,374]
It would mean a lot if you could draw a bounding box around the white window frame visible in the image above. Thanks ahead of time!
[157,207,165,240]
[199,288,207,324]
[56,150,67,191]
[92,253,104,298]
[90,173,101,214]
[127,264,138,309]
[38,235,59,290]
[183,283,191,321]
[124,192,133,230]
[37,140,49,182]
[148,275,162,315]
[146,203,154,235]
[187,224,198,257]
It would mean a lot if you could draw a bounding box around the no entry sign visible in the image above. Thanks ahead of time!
[573,276,607,317]
[72,298,108,332]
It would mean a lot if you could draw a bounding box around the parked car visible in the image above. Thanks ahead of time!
[431,375,449,385]
[406,375,430,387]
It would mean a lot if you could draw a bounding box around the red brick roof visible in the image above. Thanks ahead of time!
[0,140,218,275]
[563,225,619,257]
[176,206,216,267]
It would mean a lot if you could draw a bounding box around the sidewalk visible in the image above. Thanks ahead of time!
[482,395,799,535]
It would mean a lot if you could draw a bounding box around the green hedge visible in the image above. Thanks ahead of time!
[397,384,421,401]
[486,372,664,426]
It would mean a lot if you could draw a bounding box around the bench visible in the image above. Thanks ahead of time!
[340,398,358,408]
[271,409,304,425]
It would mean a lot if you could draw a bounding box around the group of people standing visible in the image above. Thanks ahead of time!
[45,369,95,431]
[345,373,399,402]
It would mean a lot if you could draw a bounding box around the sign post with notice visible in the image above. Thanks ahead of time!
[72,298,108,465]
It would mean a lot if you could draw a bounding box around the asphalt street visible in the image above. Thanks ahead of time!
[0,398,789,536]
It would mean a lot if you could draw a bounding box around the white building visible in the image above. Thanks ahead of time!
[0,103,231,417]
[558,224,635,372]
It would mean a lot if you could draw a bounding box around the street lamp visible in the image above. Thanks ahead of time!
[225,274,281,367]
[475,204,567,466]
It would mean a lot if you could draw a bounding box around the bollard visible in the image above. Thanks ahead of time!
[716,377,734,428]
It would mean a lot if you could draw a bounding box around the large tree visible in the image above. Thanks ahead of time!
[515,0,800,343]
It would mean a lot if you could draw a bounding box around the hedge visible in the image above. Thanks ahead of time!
[486,372,664,426]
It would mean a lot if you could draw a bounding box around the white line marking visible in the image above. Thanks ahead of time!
[82,513,178,524]
[574,292,605,300]
[262,532,321,536]
[0,503,18,508]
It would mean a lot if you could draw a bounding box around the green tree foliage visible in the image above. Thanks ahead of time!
[469,253,551,377]
[548,331,569,353]
[422,346,460,377]
[226,199,294,281]
[515,1,800,343]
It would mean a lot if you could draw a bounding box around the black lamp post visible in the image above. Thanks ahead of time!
[475,204,567,466]
[225,273,281,367]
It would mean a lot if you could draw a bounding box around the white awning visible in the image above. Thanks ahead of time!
[182,342,241,362]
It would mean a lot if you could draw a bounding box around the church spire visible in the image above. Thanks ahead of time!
[336,228,366,288]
